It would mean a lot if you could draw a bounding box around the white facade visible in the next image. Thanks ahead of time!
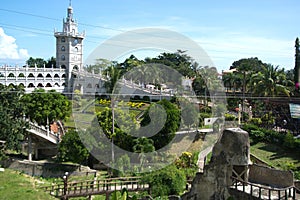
[0,5,85,94]
[0,65,66,93]
[54,5,85,93]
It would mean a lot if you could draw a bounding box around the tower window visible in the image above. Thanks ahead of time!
[61,55,65,60]
[73,38,78,46]
[61,46,65,51]
[61,37,65,42]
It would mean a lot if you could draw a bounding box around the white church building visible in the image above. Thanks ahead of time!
[0,4,193,99]
[0,4,104,94]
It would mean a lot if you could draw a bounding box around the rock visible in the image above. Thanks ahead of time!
[181,128,250,200]
[0,168,4,172]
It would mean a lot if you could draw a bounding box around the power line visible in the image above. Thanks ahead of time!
[0,7,295,70]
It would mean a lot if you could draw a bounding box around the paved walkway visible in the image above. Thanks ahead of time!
[197,146,213,172]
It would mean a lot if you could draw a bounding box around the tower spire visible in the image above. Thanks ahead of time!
[69,0,72,7]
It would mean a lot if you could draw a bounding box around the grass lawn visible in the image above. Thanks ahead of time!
[0,169,55,200]
[250,142,300,170]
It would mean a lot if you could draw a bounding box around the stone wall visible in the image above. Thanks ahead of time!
[249,164,294,188]
[0,157,95,177]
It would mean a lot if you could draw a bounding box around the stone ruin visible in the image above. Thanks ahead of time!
[182,128,250,200]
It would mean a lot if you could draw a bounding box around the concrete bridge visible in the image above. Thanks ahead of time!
[25,120,62,161]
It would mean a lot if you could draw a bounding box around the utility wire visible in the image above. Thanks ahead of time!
[0,7,293,57]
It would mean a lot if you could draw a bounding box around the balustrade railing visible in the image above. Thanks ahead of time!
[27,121,59,143]
[231,176,299,200]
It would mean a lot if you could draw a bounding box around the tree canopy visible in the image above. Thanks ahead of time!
[21,89,71,125]
[0,84,28,151]
[141,99,181,149]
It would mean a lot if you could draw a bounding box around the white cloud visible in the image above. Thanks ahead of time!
[0,27,29,61]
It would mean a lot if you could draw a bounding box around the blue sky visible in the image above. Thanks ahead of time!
[0,0,299,71]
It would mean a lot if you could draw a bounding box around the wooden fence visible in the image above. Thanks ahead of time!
[41,176,149,199]
[231,176,299,200]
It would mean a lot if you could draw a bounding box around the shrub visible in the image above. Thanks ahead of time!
[57,130,89,164]
[248,118,262,126]
[250,130,265,143]
[110,154,131,177]
[142,165,186,197]
[283,132,296,149]
[224,113,237,121]
[142,96,150,102]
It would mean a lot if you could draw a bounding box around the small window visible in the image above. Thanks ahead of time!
[61,55,65,60]
[61,46,65,51]
[61,37,65,42]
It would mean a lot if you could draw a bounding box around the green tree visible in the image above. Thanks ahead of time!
[57,129,89,164]
[45,56,56,68]
[96,107,138,152]
[133,137,155,153]
[26,57,47,68]
[104,66,121,93]
[294,37,300,92]
[22,89,71,125]
[0,84,28,151]
[141,99,180,149]
[133,137,155,167]
[250,64,292,97]
[119,55,144,75]
[181,99,198,130]
[147,50,197,78]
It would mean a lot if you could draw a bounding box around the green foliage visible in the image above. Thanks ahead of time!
[261,112,275,128]
[22,89,71,125]
[26,57,56,68]
[175,152,193,168]
[243,122,299,152]
[248,117,262,126]
[0,169,56,199]
[224,113,237,121]
[110,154,132,177]
[199,112,211,127]
[111,188,129,200]
[96,107,137,152]
[142,165,186,197]
[57,130,89,164]
[73,89,82,108]
[142,96,150,102]
[0,84,28,151]
[142,99,180,149]
[133,137,155,153]
[181,100,198,129]
[283,132,296,149]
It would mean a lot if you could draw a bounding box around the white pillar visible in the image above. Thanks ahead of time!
[238,103,242,125]
[28,135,32,161]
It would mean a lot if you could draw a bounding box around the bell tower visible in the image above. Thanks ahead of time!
[55,2,85,93]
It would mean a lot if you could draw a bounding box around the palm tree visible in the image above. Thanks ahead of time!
[104,66,121,94]
[250,64,291,97]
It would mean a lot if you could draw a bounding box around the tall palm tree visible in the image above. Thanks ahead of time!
[250,64,291,97]
[104,66,121,94]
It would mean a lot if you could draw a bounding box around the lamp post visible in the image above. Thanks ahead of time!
[111,99,118,163]
[63,171,69,199]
